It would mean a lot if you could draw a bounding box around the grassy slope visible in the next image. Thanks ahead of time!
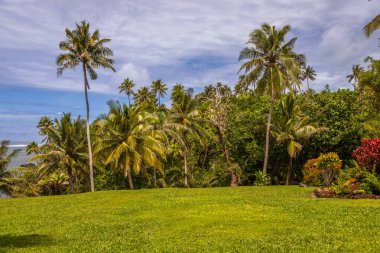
[0,186,379,253]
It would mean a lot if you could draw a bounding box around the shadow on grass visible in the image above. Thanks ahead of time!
[0,234,54,252]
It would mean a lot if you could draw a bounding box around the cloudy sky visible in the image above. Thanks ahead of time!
[0,0,379,142]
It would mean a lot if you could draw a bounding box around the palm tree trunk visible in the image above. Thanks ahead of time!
[153,168,157,187]
[307,79,310,90]
[128,95,131,107]
[67,168,74,193]
[184,152,189,187]
[83,63,95,192]
[286,156,292,185]
[127,169,134,189]
[202,145,208,169]
[263,83,275,174]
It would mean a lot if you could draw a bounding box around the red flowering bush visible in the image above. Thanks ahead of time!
[352,138,380,173]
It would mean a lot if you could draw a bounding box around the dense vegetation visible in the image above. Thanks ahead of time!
[1,17,380,198]
[1,187,380,252]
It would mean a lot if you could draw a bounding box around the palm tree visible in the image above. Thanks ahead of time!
[234,75,250,96]
[272,93,324,185]
[364,14,380,37]
[38,172,70,195]
[303,66,316,90]
[134,86,156,106]
[346,64,364,90]
[56,20,115,192]
[151,111,186,187]
[119,78,136,106]
[238,23,304,174]
[94,101,166,189]
[0,141,21,196]
[31,114,88,192]
[170,84,207,187]
[151,79,167,106]
[37,116,53,137]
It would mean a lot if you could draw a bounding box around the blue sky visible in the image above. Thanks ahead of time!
[0,0,380,142]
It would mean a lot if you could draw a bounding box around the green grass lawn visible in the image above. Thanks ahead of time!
[0,186,379,253]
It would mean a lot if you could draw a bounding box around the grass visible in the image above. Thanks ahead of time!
[0,186,379,253]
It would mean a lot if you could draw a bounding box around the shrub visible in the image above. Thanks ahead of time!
[317,153,342,187]
[303,158,323,186]
[38,172,69,195]
[333,161,380,195]
[254,171,271,186]
[352,137,380,173]
[361,173,380,194]
[303,153,342,187]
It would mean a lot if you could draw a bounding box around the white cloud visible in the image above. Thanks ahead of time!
[114,63,150,88]
[0,0,379,93]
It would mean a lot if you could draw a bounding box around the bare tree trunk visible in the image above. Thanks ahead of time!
[263,84,275,174]
[286,156,292,185]
[184,152,189,187]
[127,169,134,189]
[230,172,238,187]
[83,63,94,192]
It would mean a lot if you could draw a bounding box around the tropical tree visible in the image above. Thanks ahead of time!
[303,66,316,90]
[38,172,70,195]
[151,110,186,187]
[134,86,156,106]
[119,78,136,106]
[31,114,88,192]
[56,20,115,192]
[234,75,250,96]
[238,23,304,174]
[208,85,239,186]
[363,14,380,37]
[94,101,166,189]
[170,84,207,187]
[37,116,53,137]
[346,64,364,90]
[272,93,324,185]
[151,79,167,106]
[0,141,21,196]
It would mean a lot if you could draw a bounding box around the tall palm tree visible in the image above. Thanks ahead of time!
[364,14,380,37]
[170,84,207,187]
[31,114,88,192]
[272,93,324,185]
[346,64,364,90]
[56,20,115,192]
[94,101,166,189]
[303,66,316,90]
[238,23,304,174]
[134,86,156,106]
[151,79,167,106]
[119,78,135,106]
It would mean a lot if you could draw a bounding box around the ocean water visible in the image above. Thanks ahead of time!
[5,142,33,169]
